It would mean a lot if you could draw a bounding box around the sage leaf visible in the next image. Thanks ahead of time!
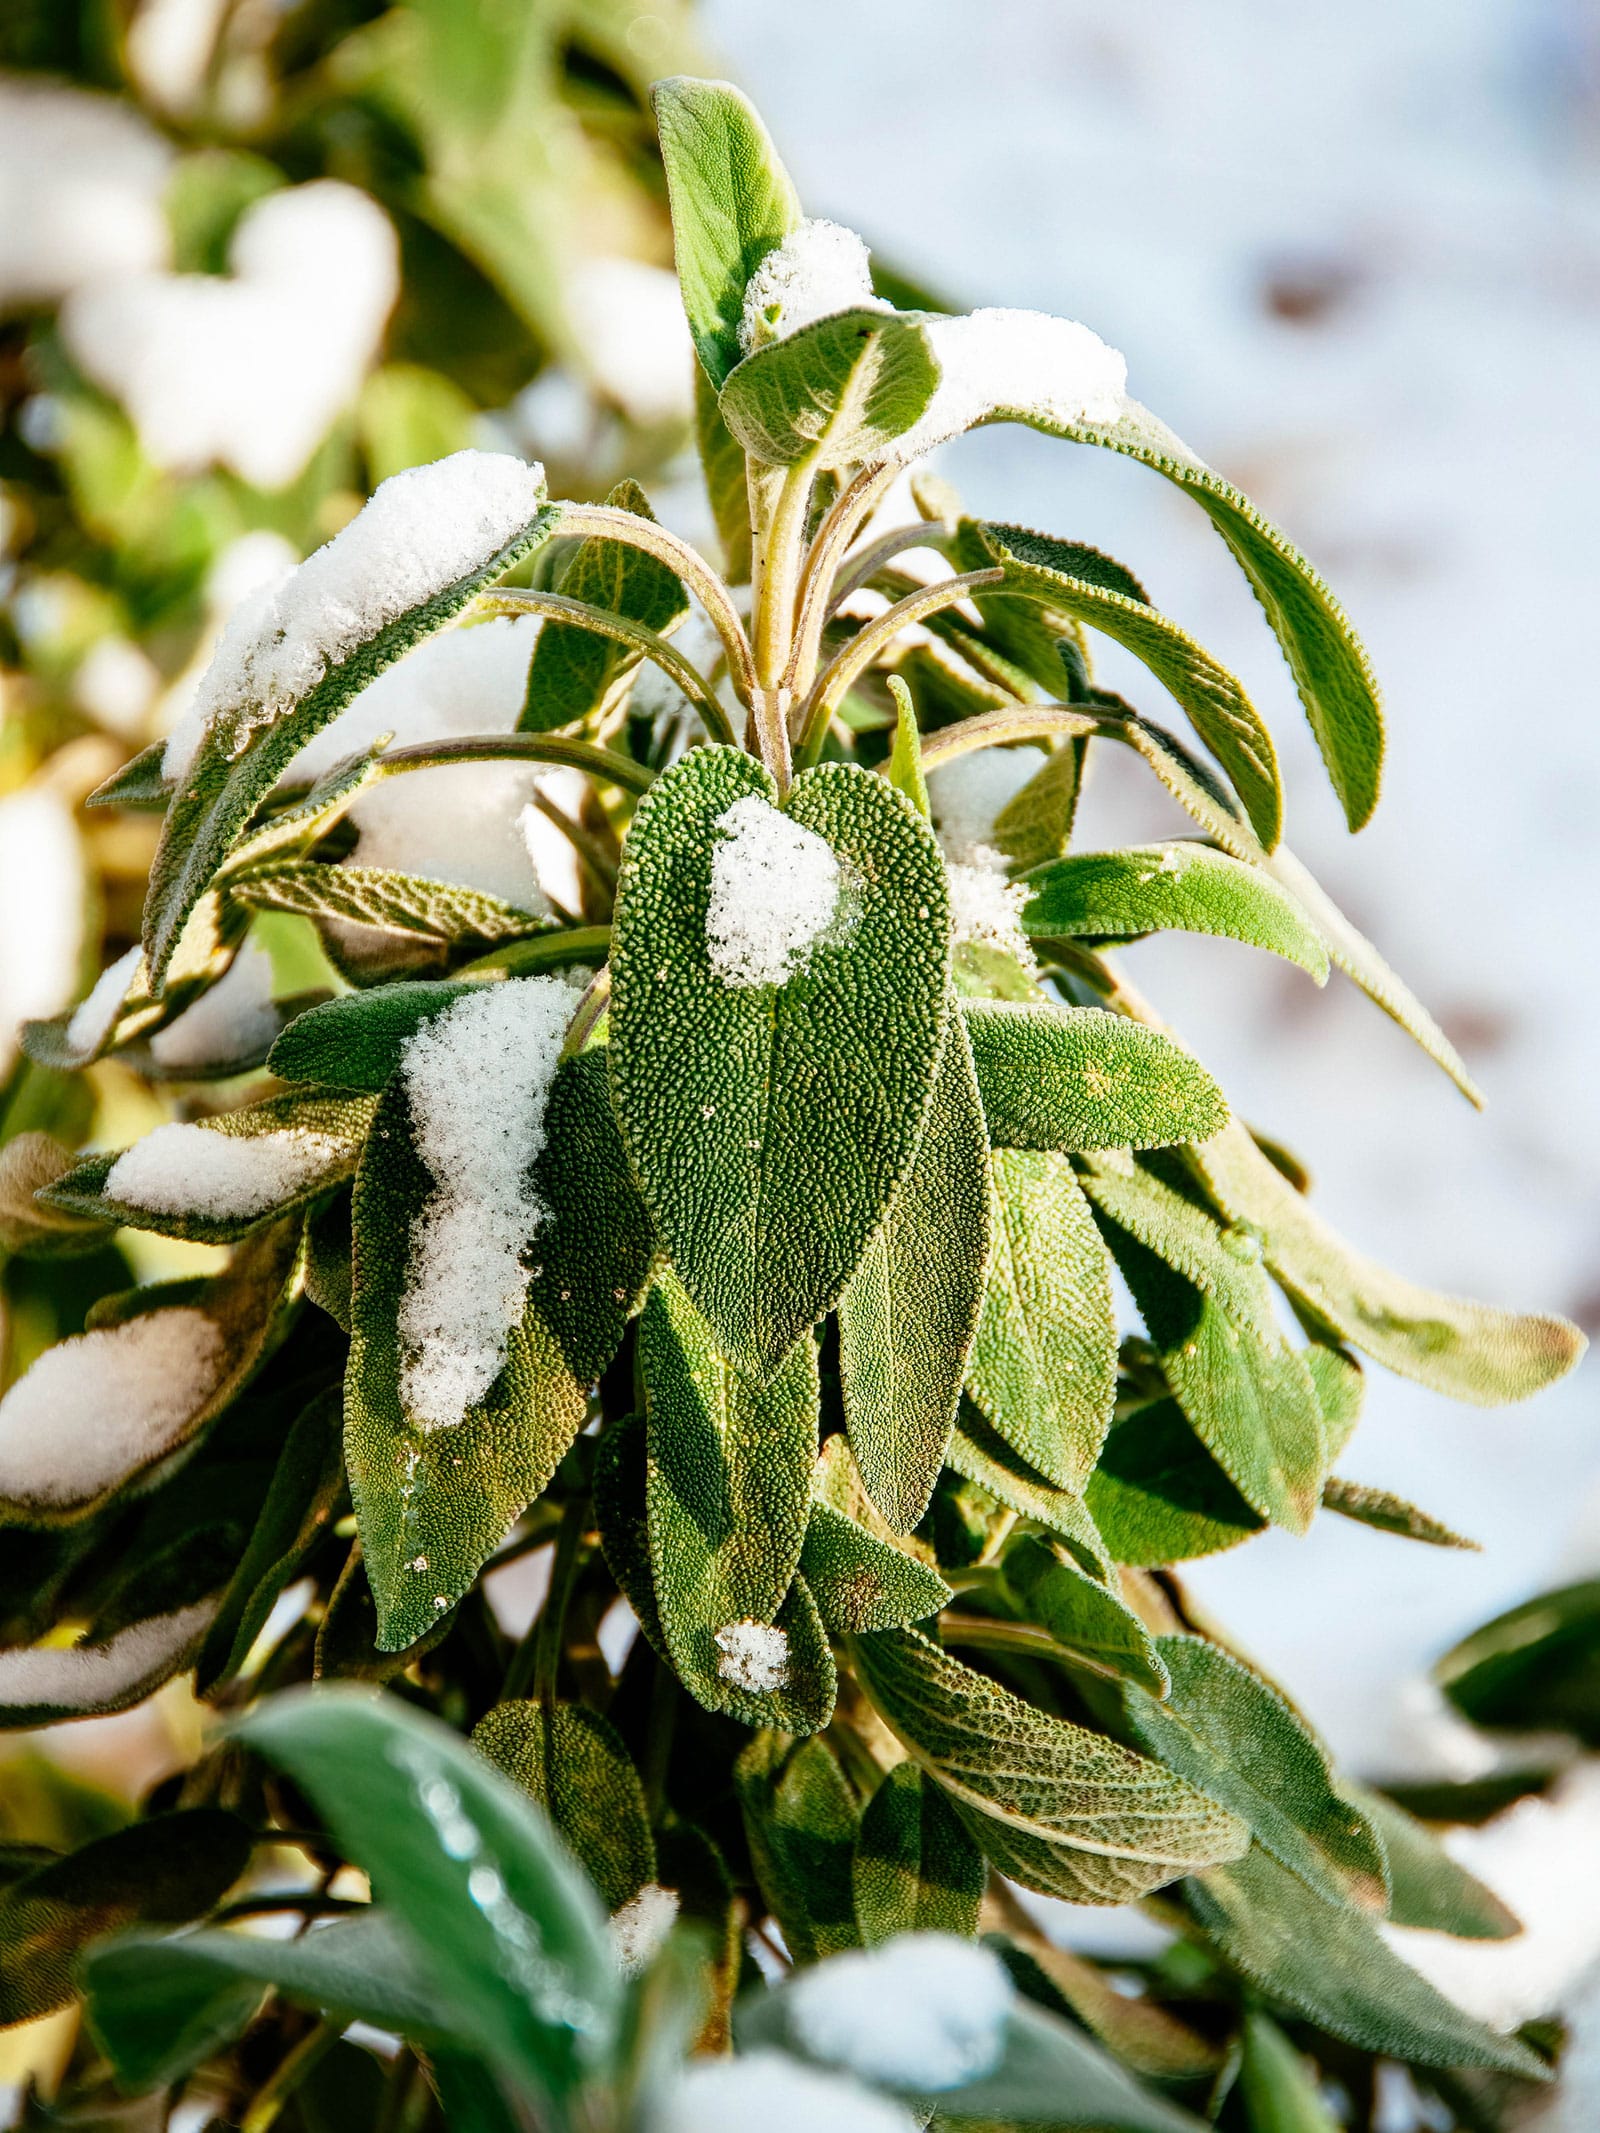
[144,483,556,987]
[799,1498,951,1633]
[1119,1635,1387,1910]
[996,1934,1221,2081]
[852,1760,986,1943]
[1084,1403,1264,1568]
[1184,1843,1547,2077]
[234,1688,621,2105]
[521,480,687,732]
[87,739,172,812]
[838,1013,989,1531]
[696,365,753,580]
[1352,1790,1519,1940]
[947,1398,1113,1580]
[721,308,938,469]
[0,1133,115,1259]
[736,1732,861,1962]
[610,746,949,1381]
[1435,1578,1600,1744]
[853,1627,1248,1905]
[1190,1120,1584,1405]
[653,77,801,387]
[1002,1534,1169,1695]
[0,1809,251,2027]
[347,1048,651,1650]
[885,673,931,818]
[270,979,480,1089]
[1239,2010,1342,2133]
[1322,1478,1478,1550]
[473,1700,655,1913]
[967,1150,1117,1492]
[1017,399,1383,834]
[1021,842,1328,981]
[963,999,1228,1153]
[230,862,549,947]
[641,1271,822,1726]
[982,523,1283,848]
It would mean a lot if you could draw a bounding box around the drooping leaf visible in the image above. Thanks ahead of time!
[799,1498,951,1633]
[1184,1843,1546,2077]
[721,308,938,469]
[270,979,479,1089]
[652,76,802,387]
[144,491,556,986]
[1350,1790,1519,1940]
[992,743,1086,870]
[229,863,550,948]
[473,1700,655,1913]
[610,746,949,1381]
[1002,1534,1169,1695]
[981,523,1283,848]
[838,1013,989,1531]
[1322,1478,1478,1550]
[995,1934,1222,2082]
[852,1759,986,1943]
[521,480,687,732]
[1436,1578,1600,1745]
[87,739,172,812]
[347,1047,652,1649]
[234,1689,621,2105]
[0,1810,251,2027]
[963,1000,1227,1153]
[946,1399,1113,1579]
[1118,1635,1387,1910]
[194,1387,345,1694]
[641,1271,827,1729]
[853,1627,1248,1906]
[1021,842,1328,981]
[1084,1403,1264,1567]
[967,1149,1117,1492]
[735,1732,861,1962]
[1012,398,1383,834]
[1190,1121,1585,1405]
[885,673,930,819]
[83,1914,442,2092]
[1087,1165,1324,1535]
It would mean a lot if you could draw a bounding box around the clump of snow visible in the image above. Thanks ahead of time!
[1385,1763,1600,2031]
[0,1308,226,1508]
[0,79,173,310]
[397,977,579,1431]
[105,1122,346,1218]
[945,855,1037,970]
[0,789,86,1077]
[927,749,1046,863]
[64,944,143,1060]
[73,636,161,736]
[706,797,841,988]
[740,220,887,354]
[714,1619,790,1693]
[127,0,231,114]
[611,1883,680,1974]
[0,1603,216,1714]
[62,180,398,493]
[890,308,1127,463]
[790,1933,1014,2092]
[149,939,279,1070]
[161,452,546,782]
[569,258,695,425]
[653,2051,917,2133]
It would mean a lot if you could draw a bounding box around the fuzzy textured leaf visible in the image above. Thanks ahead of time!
[1322,1477,1478,1550]
[521,480,687,732]
[721,308,938,469]
[947,1399,1113,1579]
[799,1498,951,1633]
[736,1733,861,1962]
[963,1000,1227,1153]
[1084,1403,1263,1568]
[473,1700,655,1913]
[1002,1534,1169,1695]
[852,1759,986,1943]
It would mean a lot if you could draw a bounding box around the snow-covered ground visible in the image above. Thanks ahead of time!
[706,0,1600,1775]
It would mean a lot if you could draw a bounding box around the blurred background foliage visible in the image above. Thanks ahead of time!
[0,0,708,1384]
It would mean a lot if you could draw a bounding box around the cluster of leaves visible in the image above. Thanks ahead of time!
[0,72,1588,2133]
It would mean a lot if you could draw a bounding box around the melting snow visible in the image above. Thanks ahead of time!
[892,308,1127,462]
[714,1619,790,1693]
[740,219,887,353]
[64,943,143,1060]
[945,854,1037,970]
[789,1932,1015,2092]
[0,1603,217,1713]
[706,796,840,988]
[397,977,578,1430]
[655,2051,917,2133]
[0,1308,226,1508]
[161,451,546,781]
[105,1121,346,1218]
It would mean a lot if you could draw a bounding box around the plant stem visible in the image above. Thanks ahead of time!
[240,2021,339,2133]
[476,590,735,744]
[457,925,611,980]
[525,788,617,900]
[504,1493,586,1703]
[372,733,656,796]
[559,964,611,1057]
[785,462,902,698]
[939,1613,1133,1688]
[824,520,956,620]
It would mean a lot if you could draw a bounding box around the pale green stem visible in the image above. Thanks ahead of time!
[370,731,655,796]
[794,568,1007,766]
[457,924,611,980]
[939,1614,1133,1689]
[476,588,736,744]
[241,2023,339,2133]
[748,461,813,792]
[784,460,902,699]
[560,963,611,1057]
[917,702,1101,771]
[550,502,757,705]
[825,520,957,620]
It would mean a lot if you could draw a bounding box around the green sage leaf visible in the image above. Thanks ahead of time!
[229,862,549,947]
[1084,1403,1263,1568]
[1002,1533,1169,1695]
[852,1760,986,1944]
[799,1498,951,1633]
[963,1000,1228,1153]
[947,1398,1113,1579]
[736,1732,861,1962]
[1322,1477,1478,1550]
[521,480,687,732]
[1352,1789,1519,1940]
[721,308,938,469]
[1436,1578,1600,1744]
[473,1700,655,1914]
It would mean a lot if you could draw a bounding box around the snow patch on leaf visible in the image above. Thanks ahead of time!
[105,1122,346,1218]
[0,1308,226,1509]
[162,451,546,780]
[713,1618,790,1692]
[790,1932,1014,2092]
[0,1603,216,1712]
[397,975,581,1431]
[706,795,840,988]
[656,2050,917,2133]
[610,1881,679,1974]
[892,308,1127,462]
[945,854,1036,970]
[927,749,1046,863]
[148,939,278,1070]
[739,218,886,354]
[64,943,143,1059]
